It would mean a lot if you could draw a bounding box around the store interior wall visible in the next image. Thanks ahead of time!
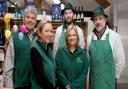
[112,0,128,83]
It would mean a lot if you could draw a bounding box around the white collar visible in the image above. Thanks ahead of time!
[92,26,110,40]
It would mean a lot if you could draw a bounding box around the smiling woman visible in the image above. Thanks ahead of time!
[65,25,79,51]
[37,20,53,43]
[30,20,56,89]
[55,24,89,89]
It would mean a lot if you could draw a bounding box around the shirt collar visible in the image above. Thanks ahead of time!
[37,39,49,51]
[63,46,82,55]
[27,28,37,41]
[92,26,109,40]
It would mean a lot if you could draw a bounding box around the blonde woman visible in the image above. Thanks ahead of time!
[55,25,89,89]
[30,20,56,89]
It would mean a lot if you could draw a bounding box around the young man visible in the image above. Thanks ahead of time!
[3,5,37,89]
[53,2,84,56]
[87,6,125,89]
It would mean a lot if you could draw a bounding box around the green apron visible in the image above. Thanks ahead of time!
[58,24,67,48]
[89,34,115,89]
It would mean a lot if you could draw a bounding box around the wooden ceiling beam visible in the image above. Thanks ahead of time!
[95,0,111,8]
[7,0,18,7]
[33,0,42,9]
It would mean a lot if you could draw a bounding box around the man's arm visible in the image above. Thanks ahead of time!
[3,36,14,88]
[53,28,60,57]
[76,26,85,49]
[114,34,125,79]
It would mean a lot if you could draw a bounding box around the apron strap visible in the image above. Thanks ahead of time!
[91,33,109,40]
[58,24,66,48]
[106,33,109,40]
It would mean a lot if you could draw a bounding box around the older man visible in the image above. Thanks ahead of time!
[87,6,125,89]
[3,5,37,89]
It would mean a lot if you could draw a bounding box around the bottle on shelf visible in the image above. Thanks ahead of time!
[81,6,84,21]
[42,9,46,20]
[18,9,21,19]
[15,8,19,19]
[74,6,77,21]
[77,6,81,22]
[52,13,55,21]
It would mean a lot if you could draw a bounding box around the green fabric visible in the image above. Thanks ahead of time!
[56,47,89,89]
[91,6,108,20]
[58,25,66,48]
[31,40,56,89]
[89,34,115,89]
[12,30,35,88]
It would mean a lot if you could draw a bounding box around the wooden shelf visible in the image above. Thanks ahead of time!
[0,18,88,45]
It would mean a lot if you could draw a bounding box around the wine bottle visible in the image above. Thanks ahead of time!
[15,8,18,19]
[81,6,84,21]
[77,6,81,22]
[74,6,77,21]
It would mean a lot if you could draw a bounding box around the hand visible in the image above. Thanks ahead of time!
[66,87,70,89]
[66,85,70,89]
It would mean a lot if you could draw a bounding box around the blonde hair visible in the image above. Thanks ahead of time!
[65,25,79,48]
[36,20,52,38]
[37,20,51,32]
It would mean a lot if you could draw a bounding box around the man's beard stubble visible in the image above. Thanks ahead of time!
[65,17,74,25]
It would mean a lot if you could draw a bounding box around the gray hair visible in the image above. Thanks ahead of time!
[24,5,37,17]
